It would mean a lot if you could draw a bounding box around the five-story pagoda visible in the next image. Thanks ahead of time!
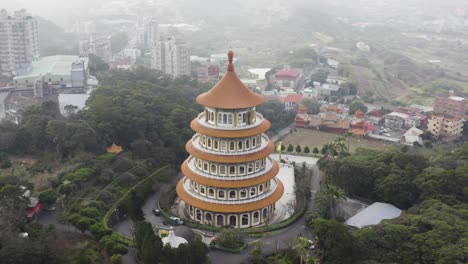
[176,51,284,228]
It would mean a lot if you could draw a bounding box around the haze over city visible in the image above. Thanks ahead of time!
[0,0,467,263]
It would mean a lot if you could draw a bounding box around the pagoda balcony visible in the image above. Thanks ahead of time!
[186,156,273,181]
[181,177,279,205]
[191,134,270,156]
[197,112,264,130]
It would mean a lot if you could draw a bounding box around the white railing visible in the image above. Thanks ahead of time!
[183,178,278,205]
[191,134,270,156]
[197,112,264,130]
[186,157,274,181]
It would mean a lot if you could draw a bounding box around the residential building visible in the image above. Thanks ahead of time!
[384,112,409,128]
[275,68,301,90]
[317,83,340,97]
[304,104,350,133]
[365,108,388,125]
[151,36,191,77]
[176,51,283,228]
[14,55,89,90]
[427,115,464,140]
[281,94,303,111]
[197,65,219,83]
[433,90,466,119]
[326,75,346,85]
[79,35,112,63]
[0,9,39,75]
[402,127,423,146]
[303,87,318,98]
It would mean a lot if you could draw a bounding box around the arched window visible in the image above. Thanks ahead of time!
[218,190,225,199]
[205,212,212,224]
[194,182,198,191]
[217,215,224,226]
[208,188,214,197]
[203,162,208,172]
[243,113,247,123]
[211,164,217,174]
[250,187,256,197]
[219,165,226,175]
[200,186,205,195]
[218,113,222,123]
[229,191,236,199]
[229,215,237,226]
[201,136,206,146]
[238,140,243,150]
[239,165,245,175]
[237,113,242,124]
[252,137,256,147]
[245,139,250,149]
[255,161,260,171]
[259,184,264,193]
[228,113,233,124]
[229,141,235,151]
[221,141,227,151]
[207,138,212,148]
[240,189,247,198]
[214,140,219,150]
[210,111,214,121]
[241,214,249,226]
[196,209,202,221]
[253,211,260,223]
[223,114,227,124]
[263,208,268,219]
[229,166,236,176]
[248,164,254,173]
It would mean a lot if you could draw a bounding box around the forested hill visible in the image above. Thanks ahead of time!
[313,146,468,263]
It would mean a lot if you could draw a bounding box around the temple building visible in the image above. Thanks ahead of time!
[176,51,284,228]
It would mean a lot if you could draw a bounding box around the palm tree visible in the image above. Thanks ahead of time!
[323,184,346,218]
[321,142,337,158]
[334,137,348,156]
[343,131,353,153]
[294,237,311,264]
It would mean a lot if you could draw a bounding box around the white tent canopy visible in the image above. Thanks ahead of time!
[345,202,402,228]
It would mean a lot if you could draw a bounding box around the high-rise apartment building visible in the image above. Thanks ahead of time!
[0,9,40,75]
[150,33,191,77]
[433,90,466,119]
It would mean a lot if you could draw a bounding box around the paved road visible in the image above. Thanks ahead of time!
[208,164,322,264]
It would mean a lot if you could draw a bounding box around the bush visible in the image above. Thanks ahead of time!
[216,229,242,249]
[64,167,95,183]
[100,234,128,255]
[38,189,59,207]
[90,223,113,240]
[110,254,123,264]
[79,207,100,219]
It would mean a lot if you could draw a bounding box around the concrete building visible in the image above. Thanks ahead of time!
[433,91,466,119]
[402,127,423,146]
[275,68,301,90]
[197,65,219,83]
[0,9,39,75]
[151,36,191,77]
[384,112,409,128]
[13,55,89,90]
[79,36,112,63]
[427,115,464,140]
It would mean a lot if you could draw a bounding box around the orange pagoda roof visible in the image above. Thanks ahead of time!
[196,51,264,109]
[106,143,123,154]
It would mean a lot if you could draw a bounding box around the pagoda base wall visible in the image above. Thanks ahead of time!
[183,203,276,228]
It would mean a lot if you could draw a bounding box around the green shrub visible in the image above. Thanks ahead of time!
[90,223,113,240]
[65,167,95,183]
[79,207,100,219]
[110,254,123,264]
[100,234,128,255]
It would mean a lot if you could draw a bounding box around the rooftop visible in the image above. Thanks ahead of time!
[404,127,423,137]
[196,51,264,109]
[448,96,466,102]
[275,69,300,80]
[345,202,402,228]
[14,55,89,80]
[386,112,409,119]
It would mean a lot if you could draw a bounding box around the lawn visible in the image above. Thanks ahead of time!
[279,128,394,153]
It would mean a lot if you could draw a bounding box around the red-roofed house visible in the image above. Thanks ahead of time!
[283,94,303,111]
[365,109,389,125]
[275,68,301,90]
